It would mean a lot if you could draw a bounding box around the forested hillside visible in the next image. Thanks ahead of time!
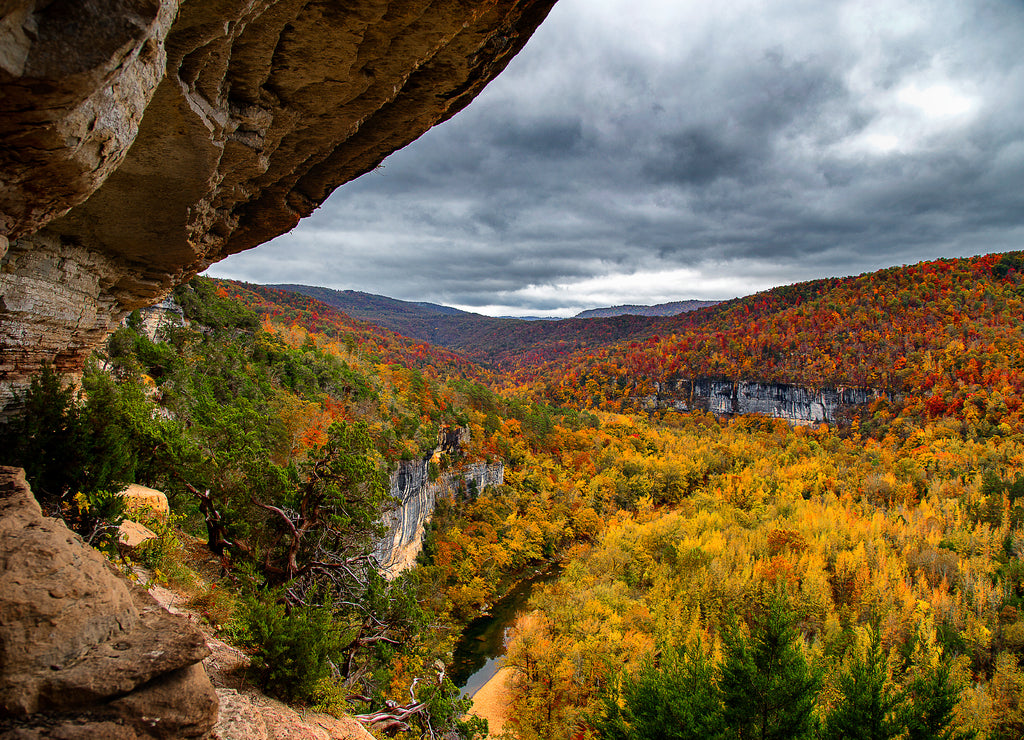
[537,252,1024,431]
[2,252,1024,740]
[499,410,1024,739]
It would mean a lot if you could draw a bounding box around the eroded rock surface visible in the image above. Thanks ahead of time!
[647,377,880,424]
[374,456,505,578]
[0,0,556,410]
[0,466,217,738]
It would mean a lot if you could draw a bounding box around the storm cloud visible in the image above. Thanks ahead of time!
[208,0,1024,317]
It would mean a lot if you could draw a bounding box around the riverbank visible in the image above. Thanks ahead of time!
[450,560,563,691]
[470,665,514,737]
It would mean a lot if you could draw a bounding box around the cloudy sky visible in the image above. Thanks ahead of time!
[208,0,1024,318]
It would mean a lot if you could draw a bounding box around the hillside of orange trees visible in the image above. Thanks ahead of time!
[494,410,1024,740]
[535,252,1024,434]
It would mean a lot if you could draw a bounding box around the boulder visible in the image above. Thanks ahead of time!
[0,467,217,738]
[119,485,170,523]
[118,519,159,549]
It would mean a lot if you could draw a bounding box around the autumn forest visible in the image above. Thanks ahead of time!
[3,250,1024,739]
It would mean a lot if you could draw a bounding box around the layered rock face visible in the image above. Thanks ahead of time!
[648,378,880,425]
[0,0,556,410]
[133,297,187,342]
[374,457,505,578]
[0,466,218,738]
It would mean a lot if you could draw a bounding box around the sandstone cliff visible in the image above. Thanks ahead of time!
[0,0,556,410]
[132,297,187,342]
[647,377,881,425]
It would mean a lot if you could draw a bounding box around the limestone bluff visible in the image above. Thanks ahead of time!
[0,0,557,412]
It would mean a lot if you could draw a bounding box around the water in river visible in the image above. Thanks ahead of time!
[449,565,561,697]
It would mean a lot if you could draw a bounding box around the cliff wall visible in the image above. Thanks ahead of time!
[374,457,504,578]
[647,377,880,425]
[131,296,187,342]
[0,0,556,411]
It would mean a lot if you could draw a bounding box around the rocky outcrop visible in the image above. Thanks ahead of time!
[647,377,880,425]
[0,0,557,411]
[213,688,374,740]
[0,466,218,738]
[374,457,504,578]
[132,297,187,343]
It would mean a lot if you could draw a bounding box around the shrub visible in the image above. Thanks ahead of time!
[231,589,346,702]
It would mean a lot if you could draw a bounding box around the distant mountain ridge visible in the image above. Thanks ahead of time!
[574,300,721,319]
[266,284,512,351]
[269,284,469,319]
[265,283,673,368]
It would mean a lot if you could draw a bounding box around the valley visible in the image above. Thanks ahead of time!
[257,282,677,370]
[4,4,1020,739]
[3,251,1023,739]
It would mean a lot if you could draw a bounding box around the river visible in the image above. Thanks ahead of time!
[449,564,562,697]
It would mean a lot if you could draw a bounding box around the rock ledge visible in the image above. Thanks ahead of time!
[0,0,557,411]
[0,466,218,739]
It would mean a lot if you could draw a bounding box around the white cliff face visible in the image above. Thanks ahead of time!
[373,457,504,579]
[132,296,186,341]
[648,378,881,424]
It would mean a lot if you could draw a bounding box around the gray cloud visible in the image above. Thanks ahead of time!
[209,0,1024,317]
[644,127,753,186]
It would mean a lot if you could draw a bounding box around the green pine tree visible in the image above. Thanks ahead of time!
[0,364,155,545]
[822,627,902,740]
[903,658,975,740]
[719,597,820,740]
[0,363,87,509]
[593,641,725,740]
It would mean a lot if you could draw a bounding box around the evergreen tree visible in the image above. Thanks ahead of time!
[0,363,87,510]
[822,627,902,740]
[593,642,725,740]
[719,597,820,740]
[0,364,133,541]
[903,657,975,740]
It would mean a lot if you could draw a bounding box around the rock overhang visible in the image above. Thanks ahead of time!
[0,0,557,410]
